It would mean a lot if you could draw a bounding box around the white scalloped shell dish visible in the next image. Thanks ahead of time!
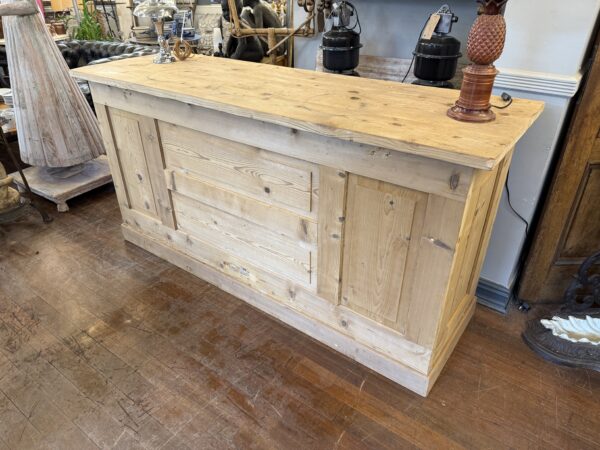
[540,315,600,346]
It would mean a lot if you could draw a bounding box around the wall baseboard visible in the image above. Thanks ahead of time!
[495,68,582,98]
[476,278,512,314]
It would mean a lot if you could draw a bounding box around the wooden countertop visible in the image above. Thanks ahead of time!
[72,55,544,170]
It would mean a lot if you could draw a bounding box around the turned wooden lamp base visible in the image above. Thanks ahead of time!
[447,64,498,123]
[447,105,496,123]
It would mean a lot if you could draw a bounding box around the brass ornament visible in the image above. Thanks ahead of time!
[173,38,192,60]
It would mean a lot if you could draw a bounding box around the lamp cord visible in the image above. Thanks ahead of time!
[491,92,514,109]
[402,16,430,83]
[402,5,452,83]
[504,168,530,236]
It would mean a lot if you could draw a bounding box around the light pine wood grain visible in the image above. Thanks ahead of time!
[96,104,131,210]
[159,121,318,216]
[172,191,314,288]
[138,116,177,228]
[317,167,348,304]
[167,169,318,245]
[430,151,513,376]
[89,83,474,201]
[82,64,542,396]
[73,55,543,170]
[341,175,428,331]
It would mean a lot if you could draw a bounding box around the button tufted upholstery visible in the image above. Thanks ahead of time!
[57,40,157,69]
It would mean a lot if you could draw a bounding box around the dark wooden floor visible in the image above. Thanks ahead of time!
[0,187,599,450]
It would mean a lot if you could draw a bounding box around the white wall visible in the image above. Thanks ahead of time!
[293,0,478,70]
[499,1,599,77]
[481,0,600,291]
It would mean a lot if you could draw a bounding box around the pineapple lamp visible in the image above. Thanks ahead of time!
[448,0,508,122]
[134,0,179,64]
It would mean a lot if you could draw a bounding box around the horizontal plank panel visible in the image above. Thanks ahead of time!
[159,120,318,214]
[89,84,473,201]
[342,176,428,331]
[167,169,317,246]
[172,192,313,288]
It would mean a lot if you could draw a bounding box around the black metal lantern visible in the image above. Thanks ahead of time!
[413,5,462,88]
[321,1,362,74]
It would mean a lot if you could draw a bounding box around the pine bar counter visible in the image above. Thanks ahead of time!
[72,55,543,396]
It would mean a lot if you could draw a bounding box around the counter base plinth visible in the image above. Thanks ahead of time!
[122,223,440,397]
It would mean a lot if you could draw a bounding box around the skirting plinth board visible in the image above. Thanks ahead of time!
[10,156,111,212]
[122,224,434,396]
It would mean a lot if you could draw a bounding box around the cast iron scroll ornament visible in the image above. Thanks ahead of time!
[522,251,600,371]
[448,0,508,122]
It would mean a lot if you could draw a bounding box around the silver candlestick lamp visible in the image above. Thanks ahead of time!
[134,0,179,64]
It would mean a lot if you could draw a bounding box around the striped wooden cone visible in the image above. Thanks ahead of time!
[1,0,105,167]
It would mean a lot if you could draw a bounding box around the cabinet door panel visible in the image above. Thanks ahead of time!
[109,109,158,217]
[341,175,428,331]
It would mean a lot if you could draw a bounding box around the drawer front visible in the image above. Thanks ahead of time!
[159,121,318,216]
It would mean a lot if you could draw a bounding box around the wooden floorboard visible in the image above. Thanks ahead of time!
[0,186,599,450]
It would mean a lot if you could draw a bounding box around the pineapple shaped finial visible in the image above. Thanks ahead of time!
[467,0,507,65]
[448,0,509,122]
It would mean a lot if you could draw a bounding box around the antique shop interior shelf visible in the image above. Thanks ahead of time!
[73,55,543,396]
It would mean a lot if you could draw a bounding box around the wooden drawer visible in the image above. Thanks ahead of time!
[159,121,319,216]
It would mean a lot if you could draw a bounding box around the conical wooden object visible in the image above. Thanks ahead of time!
[1,0,105,167]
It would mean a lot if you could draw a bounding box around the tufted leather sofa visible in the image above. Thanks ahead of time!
[0,40,157,88]
[57,40,157,69]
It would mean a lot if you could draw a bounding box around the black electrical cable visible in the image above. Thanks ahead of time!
[491,92,513,109]
[401,16,431,83]
[504,168,529,236]
[503,167,534,312]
